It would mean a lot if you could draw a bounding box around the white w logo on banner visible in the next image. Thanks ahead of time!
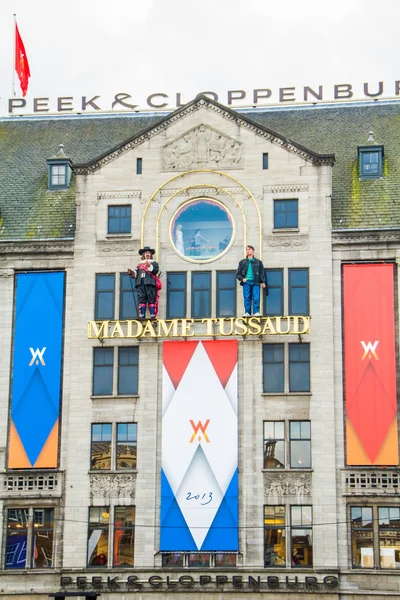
[360,340,379,360]
[29,347,46,366]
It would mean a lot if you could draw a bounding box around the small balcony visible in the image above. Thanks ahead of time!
[342,469,400,495]
[0,471,63,498]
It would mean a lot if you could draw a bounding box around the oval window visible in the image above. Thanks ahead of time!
[171,198,234,262]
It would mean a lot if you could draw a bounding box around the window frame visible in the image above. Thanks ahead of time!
[290,505,313,568]
[136,157,142,175]
[274,199,299,229]
[91,423,112,470]
[289,343,310,392]
[5,507,55,569]
[216,271,237,318]
[262,343,284,393]
[350,506,374,569]
[358,145,383,179]
[166,272,187,319]
[263,268,284,316]
[262,153,269,170]
[116,423,138,470]
[113,506,135,567]
[191,271,212,319]
[118,347,139,396]
[263,421,285,469]
[161,552,237,568]
[95,273,115,320]
[107,205,132,235]
[119,273,138,319]
[264,505,286,567]
[289,421,311,468]
[288,268,309,316]
[87,506,110,567]
[93,347,114,396]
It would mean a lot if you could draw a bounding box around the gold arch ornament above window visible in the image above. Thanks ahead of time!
[170,197,235,263]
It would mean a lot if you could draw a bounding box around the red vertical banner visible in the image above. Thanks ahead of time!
[344,264,398,465]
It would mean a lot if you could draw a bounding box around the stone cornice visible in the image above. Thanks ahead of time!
[333,228,400,246]
[264,184,309,194]
[0,239,74,256]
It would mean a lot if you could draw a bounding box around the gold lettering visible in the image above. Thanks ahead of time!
[218,318,234,336]
[110,321,125,338]
[247,317,262,335]
[261,317,277,335]
[181,319,195,337]
[141,320,157,337]
[88,321,109,339]
[234,318,248,336]
[201,318,218,336]
[126,320,143,338]
[158,319,179,337]
[293,316,311,335]
[275,317,291,334]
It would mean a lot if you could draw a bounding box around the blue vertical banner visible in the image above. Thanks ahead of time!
[8,272,65,468]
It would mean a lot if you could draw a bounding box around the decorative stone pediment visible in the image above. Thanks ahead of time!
[162,125,244,172]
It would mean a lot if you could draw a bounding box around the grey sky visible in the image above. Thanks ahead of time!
[0,0,399,116]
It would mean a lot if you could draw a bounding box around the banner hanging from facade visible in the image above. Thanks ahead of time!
[8,272,65,468]
[161,340,238,551]
[343,263,398,465]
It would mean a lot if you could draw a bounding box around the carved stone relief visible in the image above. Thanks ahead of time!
[162,125,243,172]
[264,472,311,496]
[90,473,136,499]
[266,235,309,251]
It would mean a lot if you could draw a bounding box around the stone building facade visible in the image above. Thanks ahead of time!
[0,96,399,599]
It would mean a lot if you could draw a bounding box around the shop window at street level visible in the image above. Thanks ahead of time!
[118,348,138,395]
[289,421,311,468]
[114,507,135,567]
[95,274,115,320]
[288,268,309,315]
[358,146,383,179]
[264,506,286,567]
[161,553,236,567]
[216,271,236,317]
[274,199,298,229]
[264,269,283,316]
[166,272,187,319]
[289,344,310,392]
[88,507,110,567]
[5,508,54,569]
[378,507,400,569]
[192,272,211,318]
[108,205,131,234]
[351,507,374,568]
[290,506,313,567]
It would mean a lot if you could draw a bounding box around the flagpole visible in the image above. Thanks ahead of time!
[12,14,16,97]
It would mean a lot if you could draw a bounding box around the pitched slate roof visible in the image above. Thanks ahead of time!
[0,97,399,240]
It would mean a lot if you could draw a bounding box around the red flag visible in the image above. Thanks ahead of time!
[15,23,31,97]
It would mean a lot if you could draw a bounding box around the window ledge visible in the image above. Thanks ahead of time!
[272,228,300,234]
[262,392,312,397]
[89,469,138,475]
[105,233,132,239]
[91,394,139,400]
[262,468,313,473]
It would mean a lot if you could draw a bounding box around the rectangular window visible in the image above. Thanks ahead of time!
[136,158,142,175]
[162,553,185,567]
[351,507,374,568]
[118,347,139,395]
[88,507,109,567]
[50,164,66,186]
[192,272,211,318]
[274,199,298,229]
[91,423,112,470]
[93,347,113,396]
[289,421,311,468]
[114,507,135,567]
[289,344,310,392]
[263,344,284,393]
[264,269,283,316]
[216,271,236,317]
[263,421,285,468]
[5,508,54,569]
[359,146,383,178]
[108,206,131,234]
[95,274,115,320]
[166,272,187,319]
[120,273,138,319]
[288,268,309,315]
[291,506,312,567]
[262,153,269,169]
[378,507,400,569]
[264,506,286,567]
[117,423,137,469]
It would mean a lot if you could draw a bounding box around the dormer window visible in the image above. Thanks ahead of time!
[358,145,383,179]
[47,144,72,190]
